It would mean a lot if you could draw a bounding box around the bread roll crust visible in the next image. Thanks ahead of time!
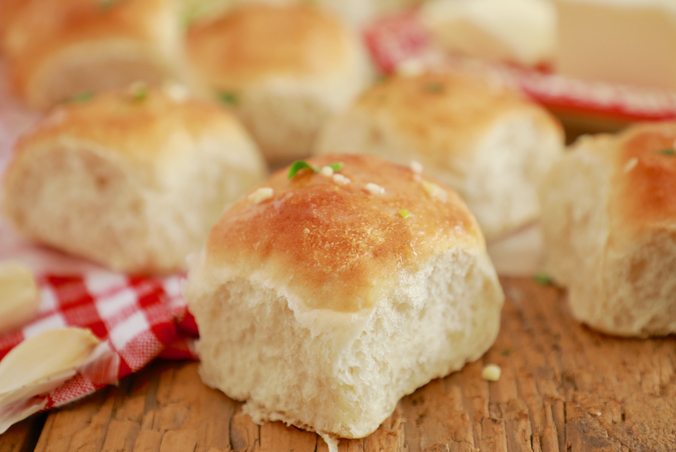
[335,73,560,166]
[187,4,353,85]
[616,125,676,231]
[206,154,483,313]
[8,88,254,184]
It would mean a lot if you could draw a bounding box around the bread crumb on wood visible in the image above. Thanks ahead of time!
[482,364,501,381]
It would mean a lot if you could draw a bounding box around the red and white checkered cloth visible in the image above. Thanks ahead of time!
[363,11,676,122]
[0,271,198,412]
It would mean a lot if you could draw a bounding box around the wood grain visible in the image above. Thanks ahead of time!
[10,278,676,452]
[0,415,46,452]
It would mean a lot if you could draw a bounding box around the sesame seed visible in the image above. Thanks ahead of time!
[365,182,385,195]
[481,364,501,382]
[422,181,447,202]
[624,157,638,173]
[248,187,274,204]
[333,174,350,185]
[320,166,334,177]
[162,81,189,102]
[128,80,149,99]
[396,58,425,77]
[410,160,423,174]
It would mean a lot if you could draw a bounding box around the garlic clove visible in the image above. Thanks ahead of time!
[0,327,101,433]
[0,262,40,336]
[0,327,100,394]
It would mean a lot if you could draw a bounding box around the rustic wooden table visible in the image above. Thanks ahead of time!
[1,277,675,452]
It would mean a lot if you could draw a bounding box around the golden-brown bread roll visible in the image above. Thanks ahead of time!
[186,4,370,165]
[184,154,504,444]
[2,84,267,274]
[541,122,676,337]
[315,73,565,241]
[1,0,193,110]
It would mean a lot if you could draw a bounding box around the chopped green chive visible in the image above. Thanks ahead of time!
[375,74,389,83]
[288,161,344,179]
[131,87,148,101]
[424,83,443,93]
[657,149,675,156]
[501,349,515,356]
[398,209,410,219]
[288,161,315,179]
[182,6,200,29]
[64,92,94,103]
[218,91,238,106]
[533,273,554,286]
[98,0,116,10]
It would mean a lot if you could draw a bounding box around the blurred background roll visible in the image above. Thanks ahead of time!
[187,4,371,165]
[540,122,676,337]
[315,72,564,241]
[0,0,195,110]
[2,84,267,274]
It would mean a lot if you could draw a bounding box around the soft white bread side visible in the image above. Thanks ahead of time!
[185,154,504,439]
[541,122,676,337]
[187,4,370,165]
[315,73,564,241]
[2,85,267,274]
[1,0,192,110]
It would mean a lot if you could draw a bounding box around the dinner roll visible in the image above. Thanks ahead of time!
[541,122,676,337]
[1,0,192,110]
[184,154,504,443]
[186,4,370,165]
[2,84,267,274]
[315,73,564,241]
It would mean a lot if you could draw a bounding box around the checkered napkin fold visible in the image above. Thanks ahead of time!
[363,11,676,120]
[0,271,198,431]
